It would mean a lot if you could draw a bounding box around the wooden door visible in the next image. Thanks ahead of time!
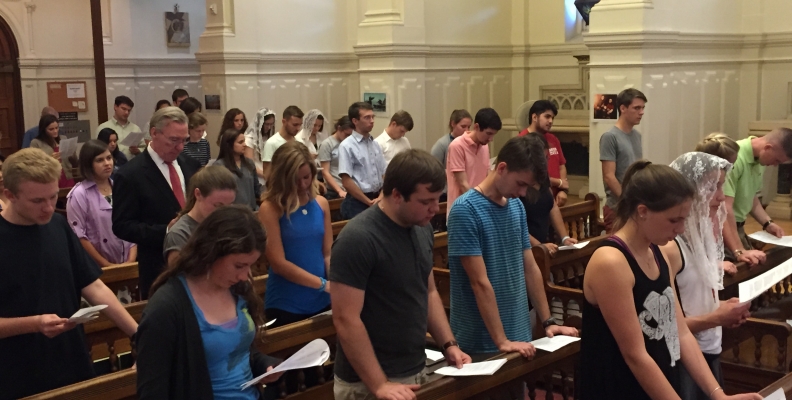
[0,16,22,157]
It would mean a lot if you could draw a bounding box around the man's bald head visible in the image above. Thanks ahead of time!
[41,107,58,119]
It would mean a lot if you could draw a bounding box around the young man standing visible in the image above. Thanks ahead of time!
[375,110,414,165]
[448,136,578,356]
[171,89,189,107]
[338,102,387,220]
[599,88,647,232]
[0,149,138,399]
[446,108,501,213]
[261,105,304,180]
[97,95,144,159]
[331,149,471,400]
[518,100,570,206]
[723,127,792,266]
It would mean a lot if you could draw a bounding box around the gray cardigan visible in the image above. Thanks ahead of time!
[214,158,262,210]
[29,138,78,180]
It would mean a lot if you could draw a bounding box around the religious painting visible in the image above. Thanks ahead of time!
[205,95,221,110]
[165,11,190,48]
[363,92,387,115]
[593,94,617,120]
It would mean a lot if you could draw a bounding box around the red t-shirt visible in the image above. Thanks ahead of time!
[518,129,566,180]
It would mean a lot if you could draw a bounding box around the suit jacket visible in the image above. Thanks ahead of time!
[112,150,201,298]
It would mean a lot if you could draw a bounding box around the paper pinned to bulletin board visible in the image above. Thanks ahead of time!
[47,81,88,113]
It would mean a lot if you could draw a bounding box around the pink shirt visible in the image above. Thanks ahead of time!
[446,132,490,214]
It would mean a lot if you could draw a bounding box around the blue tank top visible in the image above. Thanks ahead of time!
[265,198,330,314]
[179,276,259,400]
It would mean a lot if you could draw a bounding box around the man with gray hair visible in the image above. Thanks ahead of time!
[723,127,792,266]
[22,107,59,148]
[112,107,201,299]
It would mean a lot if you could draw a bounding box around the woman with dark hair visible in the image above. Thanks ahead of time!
[66,139,136,267]
[217,108,248,146]
[30,114,77,187]
[178,97,203,116]
[519,132,577,256]
[136,205,283,399]
[244,108,276,183]
[579,161,761,400]
[97,127,128,176]
[215,129,261,210]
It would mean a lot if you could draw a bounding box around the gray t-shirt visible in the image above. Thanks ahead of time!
[600,126,642,208]
[431,133,454,194]
[330,205,434,382]
[162,214,199,258]
[318,135,343,189]
[215,158,262,211]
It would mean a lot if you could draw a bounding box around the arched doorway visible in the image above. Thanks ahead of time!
[0,15,22,156]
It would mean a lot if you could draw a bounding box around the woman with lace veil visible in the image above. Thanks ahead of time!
[244,108,276,184]
[661,152,751,400]
[295,109,327,156]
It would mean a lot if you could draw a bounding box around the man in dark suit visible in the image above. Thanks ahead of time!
[112,107,201,299]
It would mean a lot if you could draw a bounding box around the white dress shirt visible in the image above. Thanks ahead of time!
[147,147,186,196]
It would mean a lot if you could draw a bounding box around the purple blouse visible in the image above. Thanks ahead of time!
[66,180,134,264]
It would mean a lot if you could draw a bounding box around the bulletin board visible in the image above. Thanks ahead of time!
[47,81,88,113]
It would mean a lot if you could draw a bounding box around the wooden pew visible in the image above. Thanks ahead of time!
[328,198,342,221]
[759,370,792,398]
[551,193,605,242]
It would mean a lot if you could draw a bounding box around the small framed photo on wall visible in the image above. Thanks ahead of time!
[363,92,387,116]
[165,6,190,48]
[593,94,618,120]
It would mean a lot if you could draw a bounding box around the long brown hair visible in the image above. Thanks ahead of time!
[150,205,267,335]
[613,160,696,231]
[217,129,255,177]
[261,141,318,217]
[217,108,248,146]
[176,165,238,218]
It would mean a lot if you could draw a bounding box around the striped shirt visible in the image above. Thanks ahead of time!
[182,139,211,166]
[448,189,532,353]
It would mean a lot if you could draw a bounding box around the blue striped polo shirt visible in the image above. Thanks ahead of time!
[448,189,532,353]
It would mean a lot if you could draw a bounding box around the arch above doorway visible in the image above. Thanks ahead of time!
[0,13,23,156]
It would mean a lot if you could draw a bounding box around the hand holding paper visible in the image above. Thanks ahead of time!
[241,339,330,390]
[558,241,589,251]
[119,131,146,148]
[748,231,792,247]
[530,335,580,352]
[434,359,507,376]
[69,305,107,325]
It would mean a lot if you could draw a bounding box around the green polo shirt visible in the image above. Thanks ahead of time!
[723,137,764,222]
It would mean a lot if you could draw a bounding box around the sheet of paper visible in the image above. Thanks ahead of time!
[739,257,792,303]
[425,349,444,362]
[66,83,86,99]
[311,309,332,318]
[241,339,330,390]
[530,335,581,352]
[119,131,145,147]
[58,136,79,158]
[558,241,590,251]
[434,359,507,376]
[763,388,785,400]
[748,231,792,247]
[264,318,277,327]
[69,304,107,323]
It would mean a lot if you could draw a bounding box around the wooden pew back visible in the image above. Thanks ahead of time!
[551,193,605,242]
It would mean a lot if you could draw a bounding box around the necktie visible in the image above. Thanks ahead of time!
[165,161,185,208]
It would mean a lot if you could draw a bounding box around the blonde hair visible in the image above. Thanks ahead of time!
[188,112,208,130]
[177,166,238,218]
[695,133,739,162]
[3,148,61,194]
[149,106,188,133]
[262,141,318,217]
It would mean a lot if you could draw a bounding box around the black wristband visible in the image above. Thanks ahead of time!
[763,219,774,230]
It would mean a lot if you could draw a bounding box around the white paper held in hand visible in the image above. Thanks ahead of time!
[434,359,507,376]
[747,231,792,247]
[119,131,146,148]
[763,388,785,400]
[738,257,792,303]
[264,318,277,327]
[69,305,108,323]
[58,136,79,158]
[425,349,444,362]
[530,335,580,352]
[558,241,590,251]
[240,339,331,390]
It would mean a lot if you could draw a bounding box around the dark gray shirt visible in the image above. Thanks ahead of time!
[330,205,434,382]
[162,214,199,258]
[599,126,642,208]
[431,133,454,194]
[214,158,262,211]
[318,135,343,189]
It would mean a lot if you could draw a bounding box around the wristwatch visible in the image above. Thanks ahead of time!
[542,317,559,328]
[733,249,744,258]
[763,219,774,231]
[442,340,459,351]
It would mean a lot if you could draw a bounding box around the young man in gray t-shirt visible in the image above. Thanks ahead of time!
[599,88,647,232]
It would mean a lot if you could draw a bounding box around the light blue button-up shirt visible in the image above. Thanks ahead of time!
[338,131,387,193]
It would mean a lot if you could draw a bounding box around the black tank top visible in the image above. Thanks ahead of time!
[579,237,681,399]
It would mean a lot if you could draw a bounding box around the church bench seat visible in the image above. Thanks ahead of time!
[759,368,792,398]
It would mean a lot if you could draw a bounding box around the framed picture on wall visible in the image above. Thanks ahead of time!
[165,9,190,48]
[593,94,618,120]
[205,95,221,110]
[363,92,387,116]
